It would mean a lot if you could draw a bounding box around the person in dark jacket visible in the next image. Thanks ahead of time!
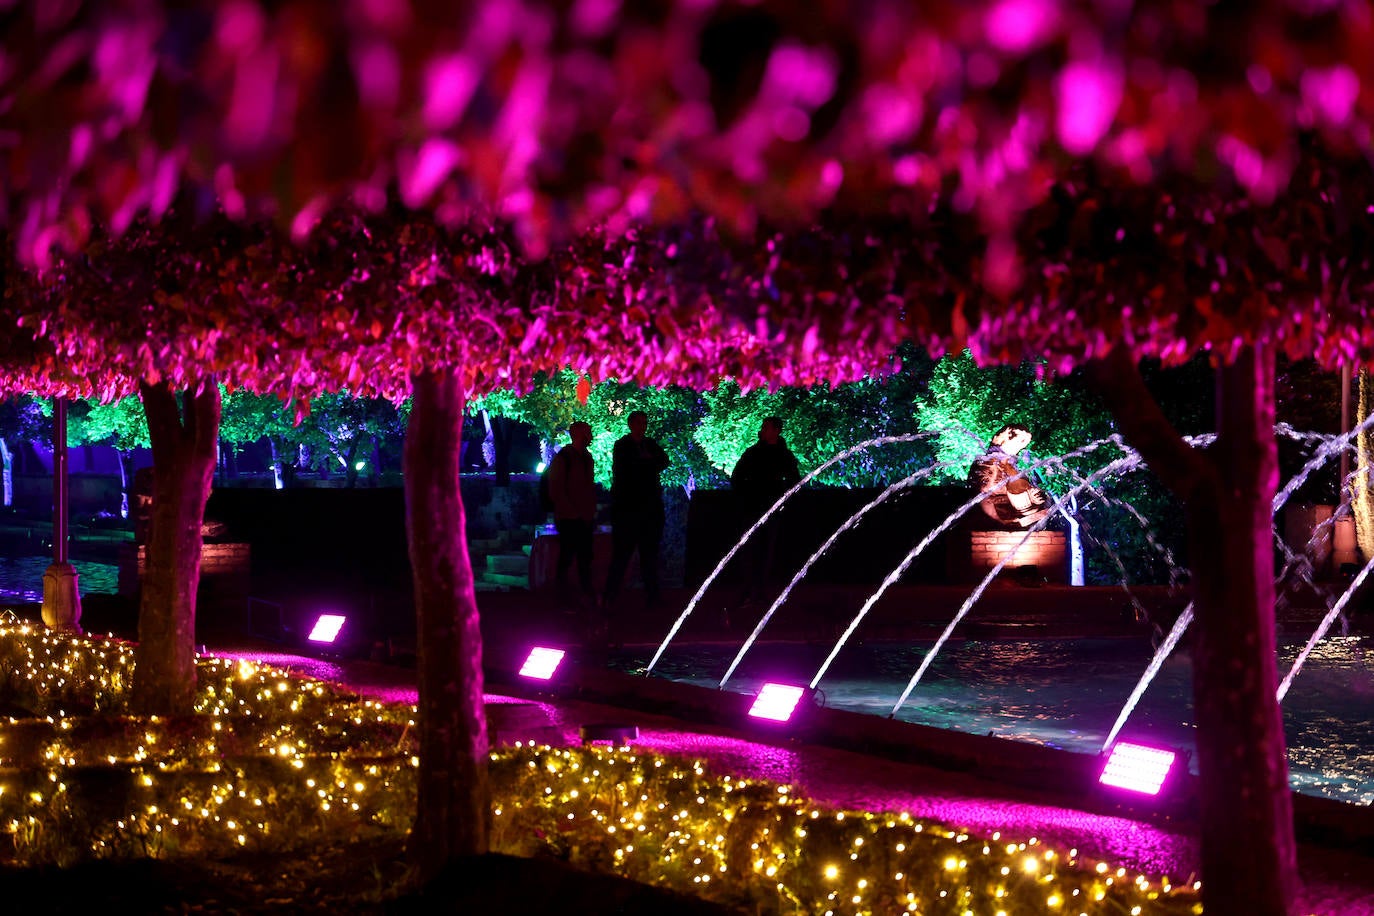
[548,421,597,603]
[730,416,802,603]
[602,410,670,609]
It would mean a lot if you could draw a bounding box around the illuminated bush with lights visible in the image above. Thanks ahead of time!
[0,623,1202,913]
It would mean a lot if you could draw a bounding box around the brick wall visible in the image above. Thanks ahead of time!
[948,528,1069,584]
[197,543,251,576]
[120,543,252,628]
[129,542,251,577]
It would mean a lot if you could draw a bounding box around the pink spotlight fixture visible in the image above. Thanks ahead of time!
[748,683,807,722]
[1099,741,1178,795]
[519,646,566,681]
[306,614,347,644]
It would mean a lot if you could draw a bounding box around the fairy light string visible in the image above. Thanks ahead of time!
[0,621,1201,914]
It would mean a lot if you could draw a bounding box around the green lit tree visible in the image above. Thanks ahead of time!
[476,371,715,491]
[694,353,937,488]
[66,396,149,518]
[219,389,305,488]
[295,391,409,487]
[915,351,1114,487]
[580,380,712,492]
[0,395,46,508]
[472,370,585,473]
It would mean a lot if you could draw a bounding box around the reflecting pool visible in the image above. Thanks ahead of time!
[0,555,119,602]
[621,634,1374,806]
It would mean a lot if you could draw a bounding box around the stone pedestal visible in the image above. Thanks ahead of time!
[1333,516,1359,570]
[42,561,83,632]
[948,528,1070,584]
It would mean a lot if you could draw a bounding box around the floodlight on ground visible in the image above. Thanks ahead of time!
[748,682,809,722]
[307,614,347,644]
[1099,741,1178,795]
[519,646,567,681]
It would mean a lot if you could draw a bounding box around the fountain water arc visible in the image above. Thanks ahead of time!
[716,459,967,688]
[1033,465,1186,638]
[712,426,1165,690]
[885,449,1149,717]
[807,439,1143,692]
[1102,419,1374,749]
[1101,602,1196,751]
[714,433,1132,708]
[1278,551,1374,701]
[646,418,1367,769]
[644,432,939,676]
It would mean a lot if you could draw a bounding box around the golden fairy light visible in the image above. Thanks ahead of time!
[0,621,1203,914]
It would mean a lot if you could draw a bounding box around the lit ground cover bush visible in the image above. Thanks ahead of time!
[0,621,1201,914]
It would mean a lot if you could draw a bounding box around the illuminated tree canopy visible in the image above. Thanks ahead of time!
[6,0,1374,262]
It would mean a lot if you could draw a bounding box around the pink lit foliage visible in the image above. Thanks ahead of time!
[5,208,928,409]
[14,156,1374,414]
[4,1,1374,270]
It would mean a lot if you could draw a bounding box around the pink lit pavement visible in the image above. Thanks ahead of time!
[204,586,1374,915]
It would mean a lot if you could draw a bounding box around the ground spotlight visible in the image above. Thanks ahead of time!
[748,682,810,723]
[1099,741,1179,795]
[307,613,347,644]
[519,646,567,681]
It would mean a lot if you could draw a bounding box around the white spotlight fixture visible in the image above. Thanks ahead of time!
[519,646,567,681]
[307,614,347,644]
[747,682,809,723]
[1099,741,1179,796]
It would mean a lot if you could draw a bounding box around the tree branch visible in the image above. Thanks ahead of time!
[139,381,181,471]
[1083,344,1209,500]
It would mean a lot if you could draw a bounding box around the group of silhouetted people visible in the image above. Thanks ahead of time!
[546,410,672,610]
[545,412,800,612]
[545,414,1053,613]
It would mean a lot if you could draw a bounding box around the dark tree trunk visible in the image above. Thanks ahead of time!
[1088,344,1297,915]
[344,442,359,488]
[492,414,513,485]
[1354,370,1374,561]
[269,437,296,488]
[215,437,227,484]
[403,368,490,878]
[132,381,220,717]
[115,449,129,519]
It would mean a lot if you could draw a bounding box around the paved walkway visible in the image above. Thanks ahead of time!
[205,600,1374,915]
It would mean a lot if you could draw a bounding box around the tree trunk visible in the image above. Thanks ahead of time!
[1,437,12,507]
[115,449,129,519]
[492,414,513,485]
[131,381,220,717]
[269,437,297,488]
[344,442,359,488]
[1353,369,1374,562]
[403,368,490,879]
[1088,344,1297,915]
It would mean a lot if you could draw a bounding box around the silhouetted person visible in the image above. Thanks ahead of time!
[968,423,1049,528]
[603,410,670,610]
[731,416,801,603]
[548,421,597,604]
